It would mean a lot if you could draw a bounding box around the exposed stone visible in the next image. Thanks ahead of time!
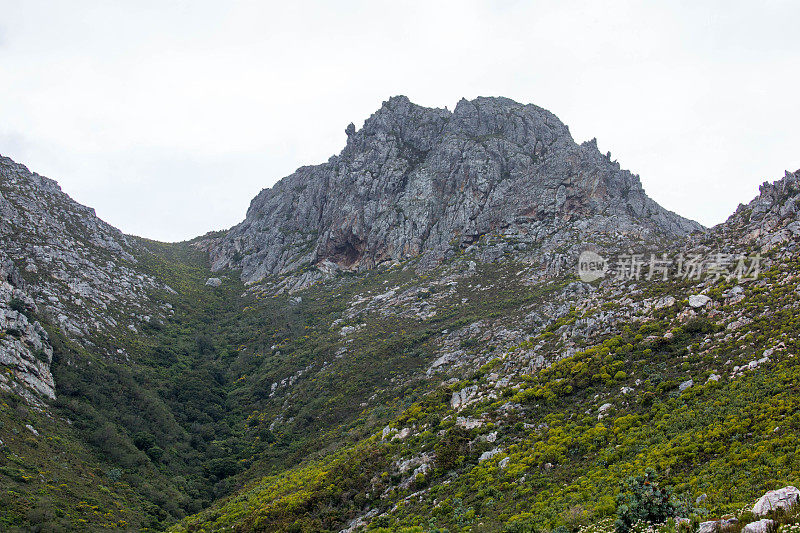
[598,402,613,419]
[456,417,483,430]
[698,521,717,533]
[0,154,169,403]
[202,96,701,288]
[742,519,774,533]
[752,486,800,516]
[391,427,412,440]
[479,447,501,462]
[451,385,478,409]
[689,294,712,308]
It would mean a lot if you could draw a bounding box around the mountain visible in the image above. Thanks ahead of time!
[204,96,700,290]
[0,97,799,533]
[0,155,174,403]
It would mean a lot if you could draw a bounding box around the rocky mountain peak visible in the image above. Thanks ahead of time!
[205,96,701,289]
[722,169,800,250]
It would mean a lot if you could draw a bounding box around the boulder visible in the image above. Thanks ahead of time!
[597,402,613,419]
[391,427,411,440]
[451,385,478,409]
[479,448,501,462]
[742,519,774,533]
[698,520,717,533]
[752,486,800,516]
[689,294,712,308]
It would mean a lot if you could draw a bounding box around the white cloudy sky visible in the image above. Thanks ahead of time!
[1,1,798,241]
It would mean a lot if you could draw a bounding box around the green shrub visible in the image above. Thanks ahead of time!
[9,297,26,313]
[106,468,123,482]
[615,469,675,533]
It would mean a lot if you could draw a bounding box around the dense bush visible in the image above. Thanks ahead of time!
[614,470,675,533]
[9,297,26,313]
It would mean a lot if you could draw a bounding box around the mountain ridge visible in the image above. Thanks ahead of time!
[1,105,799,532]
[202,96,702,290]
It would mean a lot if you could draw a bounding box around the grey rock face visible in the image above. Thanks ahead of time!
[698,520,718,533]
[0,258,55,402]
[724,169,800,249]
[689,294,712,308]
[204,96,701,286]
[0,155,169,402]
[450,384,478,410]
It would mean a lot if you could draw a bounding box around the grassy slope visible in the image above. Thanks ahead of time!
[1,236,566,530]
[4,225,799,533]
[169,256,800,533]
[0,389,153,531]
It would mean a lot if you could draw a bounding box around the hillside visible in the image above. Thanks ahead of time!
[0,97,798,533]
[170,168,800,532]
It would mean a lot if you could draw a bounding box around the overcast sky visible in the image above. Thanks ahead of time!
[1,1,798,242]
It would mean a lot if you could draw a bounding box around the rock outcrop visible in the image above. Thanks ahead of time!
[724,169,800,250]
[204,96,701,286]
[742,519,775,533]
[0,155,170,401]
[0,257,54,402]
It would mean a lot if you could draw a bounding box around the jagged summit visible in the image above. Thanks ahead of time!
[204,96,702,286]
[722,169,800,250]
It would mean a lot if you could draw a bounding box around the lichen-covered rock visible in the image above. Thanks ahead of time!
[725,169,800,250]
[451,384,478,409]
[689,294,712,308]
[0,255,55,402]
[698,520,718,533]
[479,448,502,462]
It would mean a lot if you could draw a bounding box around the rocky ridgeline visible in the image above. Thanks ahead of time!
[724,169,800,252]
[252,166,800,486]
[0,155,170,402]
[203,96,701,290]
